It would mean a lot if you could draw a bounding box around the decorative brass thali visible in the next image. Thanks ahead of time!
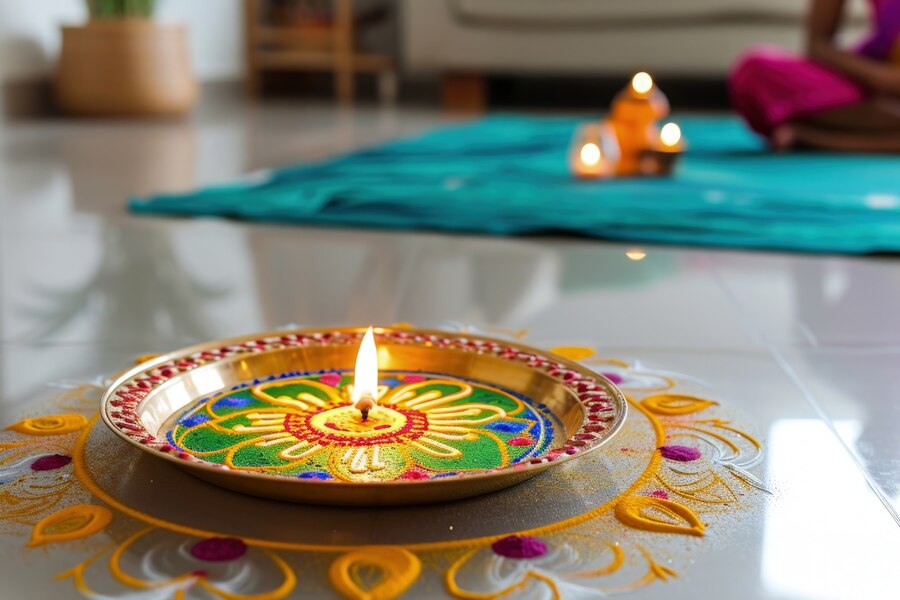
[101,327,627,505]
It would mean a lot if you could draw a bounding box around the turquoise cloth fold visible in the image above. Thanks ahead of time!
[130,115,900,254]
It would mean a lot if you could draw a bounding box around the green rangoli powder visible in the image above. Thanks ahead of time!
[166,371,558,482]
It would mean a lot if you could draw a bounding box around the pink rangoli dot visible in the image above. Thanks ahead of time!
[658,445,702,462]
[190,537,247,562]
[491,536,547,559]
[647,489,669,499]
[30,454,72,471]
[401,469,430,480]
[507,437,533,446]
[401,374,426,383]
[600,372,624,384]
[319,372,342,387]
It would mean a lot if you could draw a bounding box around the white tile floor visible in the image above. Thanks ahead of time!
[1,97,898,599]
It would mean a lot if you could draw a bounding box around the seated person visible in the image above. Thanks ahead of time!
[731,0,900,151]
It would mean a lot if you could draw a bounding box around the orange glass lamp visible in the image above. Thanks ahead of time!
[639,122,685,176]
[569,122,620,178]
[609,72,670,175]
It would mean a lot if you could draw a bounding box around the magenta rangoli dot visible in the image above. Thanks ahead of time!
[658,445,702,461]
[319,372,342,387]
[30,454,72,471]
[491,536,547,559]
[190,537,247,562]
[601,372,624,384]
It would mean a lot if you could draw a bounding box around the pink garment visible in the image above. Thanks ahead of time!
[730,47,866,137]
[730,0,900,137]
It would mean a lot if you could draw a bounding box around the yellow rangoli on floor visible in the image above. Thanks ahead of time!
[0,331,768,600]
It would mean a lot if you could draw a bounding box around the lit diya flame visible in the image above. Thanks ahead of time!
[352,326,378,420]
[631,71,653,95]
[660,122,682,149]
[579,142,602,167]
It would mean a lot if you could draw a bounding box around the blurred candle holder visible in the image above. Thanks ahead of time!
[569,73,686,181]
[569,122,620,178]
[639,122,684,176]
[609,72,670,176]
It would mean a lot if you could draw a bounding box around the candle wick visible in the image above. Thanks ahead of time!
[356,395,375,421]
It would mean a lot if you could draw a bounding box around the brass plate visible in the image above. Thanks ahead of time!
[101,327,626,505]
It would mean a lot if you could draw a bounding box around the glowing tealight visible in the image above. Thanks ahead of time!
[580,142,602,167]
[352,327,379,419]
[660,123,682,148]
[626,249,647,261]
[631,72,653,95]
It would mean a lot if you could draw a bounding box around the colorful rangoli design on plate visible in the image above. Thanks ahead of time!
[167,371,557,481]
[0,329,769,600]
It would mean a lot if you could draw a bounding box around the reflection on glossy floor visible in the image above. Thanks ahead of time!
[1,95,898,599]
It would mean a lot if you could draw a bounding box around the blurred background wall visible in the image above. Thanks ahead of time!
[0,0,872,114]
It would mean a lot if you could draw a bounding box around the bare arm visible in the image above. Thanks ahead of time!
[807,0,900,96]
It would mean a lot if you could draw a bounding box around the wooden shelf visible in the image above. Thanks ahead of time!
[244,0,396,103]
[255,50,392,72]
[256,26,334,49]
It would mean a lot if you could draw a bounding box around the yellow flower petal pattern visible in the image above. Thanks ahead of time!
[7,414,87,436]
[28,504,112,547]
[640,394,717,416]
[330,546,421,600]
[658,470,738,504]
[614,496,705,537]
[549,346,597,361]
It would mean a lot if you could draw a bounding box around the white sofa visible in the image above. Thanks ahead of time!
[402,0,868,98]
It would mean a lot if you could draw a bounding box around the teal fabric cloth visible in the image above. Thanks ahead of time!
[130,115,900,254]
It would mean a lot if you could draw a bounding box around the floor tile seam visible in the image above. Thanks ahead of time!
[764,342,900,526]
[710,264,900,526]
